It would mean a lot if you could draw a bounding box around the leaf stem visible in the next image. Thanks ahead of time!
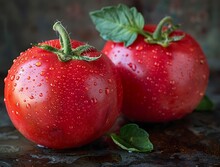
[137,29,152,38]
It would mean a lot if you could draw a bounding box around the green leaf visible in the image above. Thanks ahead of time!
[196,95,214,111]
[90,4,145,47]
[110,124,153,153]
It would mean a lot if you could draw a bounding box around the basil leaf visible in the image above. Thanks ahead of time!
[110,124,153,153]
[90,4,145,47]
[196,95,214,111]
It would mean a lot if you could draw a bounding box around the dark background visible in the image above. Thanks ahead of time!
[1,0,220,126]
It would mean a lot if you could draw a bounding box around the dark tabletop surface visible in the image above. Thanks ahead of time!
[0,71,220,167]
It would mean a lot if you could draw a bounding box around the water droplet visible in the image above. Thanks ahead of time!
[40,71,45,76]
[199,92,204,96]
[35,62,42,67]
[163,70,168,74]
[200,60,204,64]
[128,63,137,71]
[49,67,54,70]
[50,83,55,87]
[146,77,151,81]
[16,102,20,108]
[108,79,112,83]
[99,89,103,93]
[10,75,15,81]
[16,76,20,80]
[152,49,157,53]
[26,103,31,109]
[136,45,143,51]
[166,52,172,56]
[105,88,110,95]
[170,80,175,85]
[29,95,34,99]
[166,62,172,66]
[91,98,98,104]
[154,62,159,66]
[137,59,143,64]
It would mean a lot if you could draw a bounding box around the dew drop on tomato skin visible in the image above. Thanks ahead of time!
[26,103,31,109]
[10,75,15,81]
[15,76,20,80]
[105,88,110,95]
[90,98,98,104]
[128,63,137,71]
[35,61,42,67]
[99,89,103,93]
[16,102,20,108]
[49,67,54,71]
[29,95,34,100]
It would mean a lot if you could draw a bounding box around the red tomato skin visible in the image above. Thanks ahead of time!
[102,25,209,122]
[4,40,123,149]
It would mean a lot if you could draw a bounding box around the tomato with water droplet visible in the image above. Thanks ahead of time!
[4,22,122,149]
[102,25,209,122]
[91,5,210,122]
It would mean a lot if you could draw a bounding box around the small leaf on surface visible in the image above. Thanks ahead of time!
[196,95,214,111]
[110,124,153,153]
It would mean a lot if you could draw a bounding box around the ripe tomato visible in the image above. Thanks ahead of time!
[90,4,209,122]
[103,25,209,122]
[4,22,122,149]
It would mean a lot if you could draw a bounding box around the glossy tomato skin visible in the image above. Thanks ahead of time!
[102,25,209,122]
[4,40,122,149]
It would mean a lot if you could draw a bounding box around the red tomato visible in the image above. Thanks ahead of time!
[4,37,122,148]
[103,25,209,122]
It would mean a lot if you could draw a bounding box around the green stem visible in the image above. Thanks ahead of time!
[53,21,72,55]
[152,16,172,40]
[35,21,102,62]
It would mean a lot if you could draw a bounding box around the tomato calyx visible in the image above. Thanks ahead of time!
[141,16,185,47]
[90,4,184,47]
[35,21,101,62]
